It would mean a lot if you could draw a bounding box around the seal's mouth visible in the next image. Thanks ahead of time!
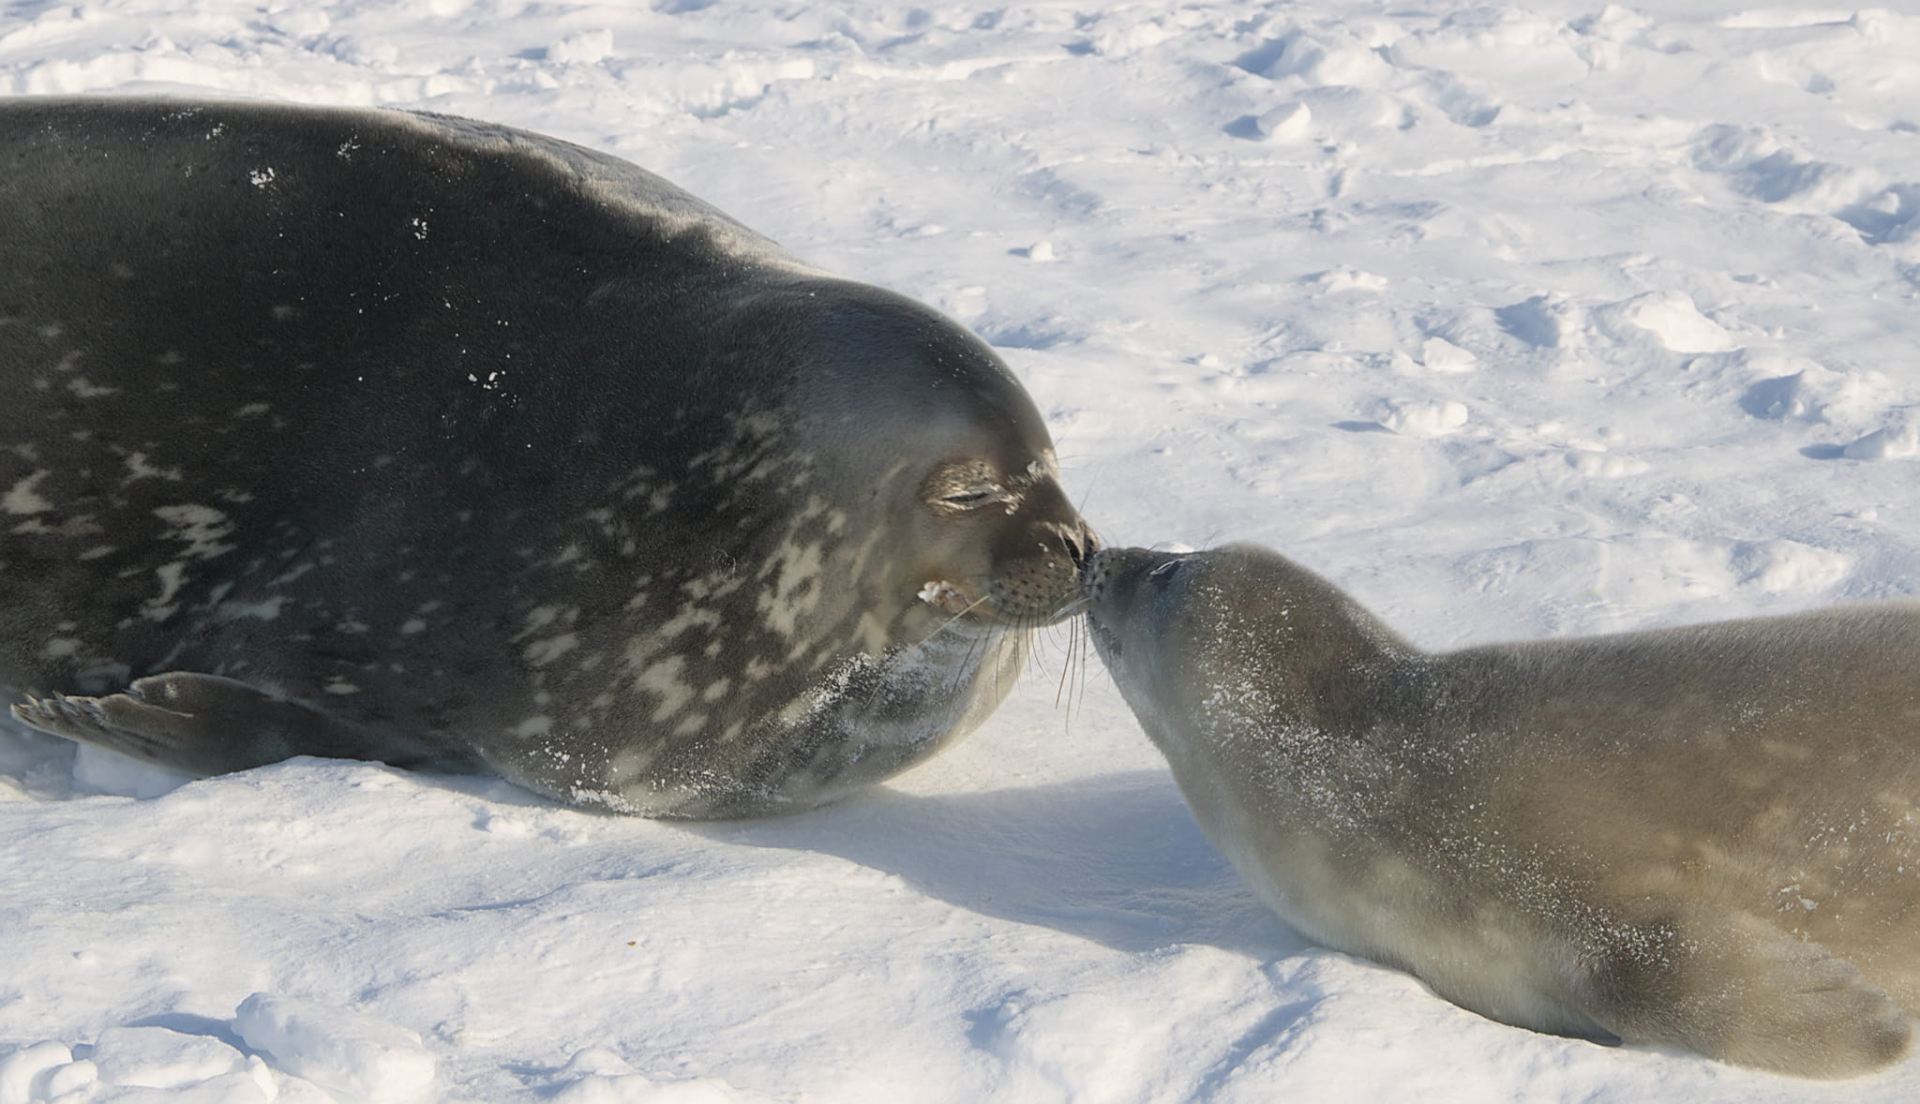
[1080,546,1192,643]
[919,577,1089,629]
[918,580,975,615]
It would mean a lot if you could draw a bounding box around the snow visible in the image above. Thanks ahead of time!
[234,994,436,1103]
[4,0,1920,1100]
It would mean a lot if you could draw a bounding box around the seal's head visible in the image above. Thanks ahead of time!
[1083,543,1407,725]
[1083,543,1218,666]
[913,444,1093,630]
[789,283,1097,643]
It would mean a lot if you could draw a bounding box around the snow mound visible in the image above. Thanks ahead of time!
[1843,422,1920,461]
[0,1042,73,1104]
[1731,540,1852,592]
[1251,28,1393,87]
[0,1031,283,1104]
[1378,399,1469,437]
[1607,291,1738,353]
[1739,361,1900,425]
[1495,293,1586,350]
[1418,337,1477,373]
[1254,101,1312,142]
[1387,10,1589,88]
[235,994,436,1104]
[90,1026,248,1090]
[548,1049,785,1104]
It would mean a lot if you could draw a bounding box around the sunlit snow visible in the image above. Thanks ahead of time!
[5,2,1920,1101]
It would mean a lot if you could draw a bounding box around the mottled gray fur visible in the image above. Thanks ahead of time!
[1,97,1092,816]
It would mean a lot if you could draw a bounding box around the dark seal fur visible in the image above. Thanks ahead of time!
[1086,543,1920,1078]
[0,96,1094,817]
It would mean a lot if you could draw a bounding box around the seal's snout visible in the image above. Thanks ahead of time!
[1062,521,1099,569]
[1082,546,1183,625]
[1085,547,1178,588]
[1082,546,1177,663]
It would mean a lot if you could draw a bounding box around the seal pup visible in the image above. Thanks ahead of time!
[0,96,1095,817]
[1085,543,1920,1078]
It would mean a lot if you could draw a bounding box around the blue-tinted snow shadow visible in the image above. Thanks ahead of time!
[1224,114,1267,141]
[0,717,80,799]
[688,770,1302,958]
[123,1012,251,1053]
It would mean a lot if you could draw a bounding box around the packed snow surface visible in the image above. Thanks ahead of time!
[6,1,1920,1100]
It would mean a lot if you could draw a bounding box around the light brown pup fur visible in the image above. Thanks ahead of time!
[1086,543,1920,1078]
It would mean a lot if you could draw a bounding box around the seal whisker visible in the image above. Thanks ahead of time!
[1075,614,1094,728]
[1055,618,1078,716]
[921,592,997,644]
[946,633,985,707]
[1049,604,1090,714]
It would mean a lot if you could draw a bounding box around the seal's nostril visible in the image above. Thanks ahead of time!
[1063,525,1098,567]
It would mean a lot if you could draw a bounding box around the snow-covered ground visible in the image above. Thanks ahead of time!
[6,1,1920,1100]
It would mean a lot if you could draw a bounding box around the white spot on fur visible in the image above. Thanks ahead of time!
[123,453,184,483]
[633,655,696,723]
[658,602,721,639]
[3,470,52,515]
[269,562,314,587]
[524,634,580,667]
[143,561,187,621]
[153,504,235,560]
[221,596,287,621]
[65,377,119,398]
[757,504,832,639]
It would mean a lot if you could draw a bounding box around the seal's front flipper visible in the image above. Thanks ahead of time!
[1583,908,1912,1078]
[11,672,438,777]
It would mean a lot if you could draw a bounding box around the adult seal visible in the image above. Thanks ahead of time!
[1085,543,1920,1078]
[0,96,1095,818]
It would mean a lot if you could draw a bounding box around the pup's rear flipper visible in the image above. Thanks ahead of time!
[1585,907,1912,1078]
[12,672,436,777]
